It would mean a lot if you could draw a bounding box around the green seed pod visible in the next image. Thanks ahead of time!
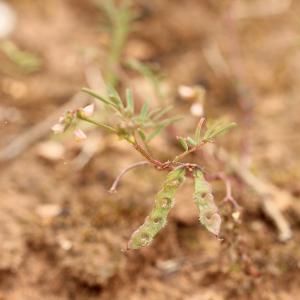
[128,168,186,249]
[193,170,221,236]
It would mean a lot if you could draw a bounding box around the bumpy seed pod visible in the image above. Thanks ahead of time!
[193,170,221,236]
[128,168,186,249]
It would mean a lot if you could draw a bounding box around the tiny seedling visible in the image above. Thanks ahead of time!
[52,87,237,250]
[94,0,134,87]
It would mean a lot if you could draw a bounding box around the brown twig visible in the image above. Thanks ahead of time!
[174,140,208,162]
[131,132,168,169]
[132,142,164,168]
[109,161,150,193]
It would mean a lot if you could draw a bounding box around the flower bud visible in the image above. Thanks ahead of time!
[74,129,87,141]
[82,103,95,117]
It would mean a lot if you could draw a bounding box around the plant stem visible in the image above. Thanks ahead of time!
[79,116,204,170]
[79,115,165,167]
[173,140,207,162]
[109,161,150,193]
[78,116,117,133]
[132,136,165,168]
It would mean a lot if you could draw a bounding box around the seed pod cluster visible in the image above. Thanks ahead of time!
[128,168,186,249]
[193,170,221,236]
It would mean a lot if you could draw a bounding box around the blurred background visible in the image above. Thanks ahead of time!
[0,0,300,299]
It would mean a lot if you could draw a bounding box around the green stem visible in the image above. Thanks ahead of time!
[173,140,208,163]
[78,116,117,133]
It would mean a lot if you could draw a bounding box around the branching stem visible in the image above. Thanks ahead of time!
[109,161,150,193]
[173,140,208,162]
[206,172,241,210]
[132,132,166,168]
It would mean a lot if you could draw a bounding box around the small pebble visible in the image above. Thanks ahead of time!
[36,140,65,161]
[36,204,61,219]
[0,1,16,39]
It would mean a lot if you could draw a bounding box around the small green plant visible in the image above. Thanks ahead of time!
[0,41,42,73]
[94,0,133,87]
[52,87,237,250]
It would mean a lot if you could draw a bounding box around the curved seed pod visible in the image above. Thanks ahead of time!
[128,168,186,249]
[193,170,221,236]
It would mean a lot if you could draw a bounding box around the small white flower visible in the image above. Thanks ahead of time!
[178,85,196,100]
[82,103,94,117]
[74,129,87,141]
[51,123,64,134]
[190,103,204,117]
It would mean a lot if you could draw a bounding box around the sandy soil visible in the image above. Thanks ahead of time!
[0,1,300,299]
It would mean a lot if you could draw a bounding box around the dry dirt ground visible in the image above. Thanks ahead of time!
[1,1,300,299]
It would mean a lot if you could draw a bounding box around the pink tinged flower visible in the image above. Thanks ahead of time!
[74,129,87,141]
[82,103,94,117]
[51,123,65,134]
